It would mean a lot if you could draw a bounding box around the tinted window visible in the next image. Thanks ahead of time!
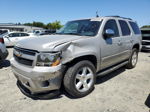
[8,33,20,37]
[129,22,141,34]
[20,33,29,37]
[119,20,131,36]
[104,19,119,37]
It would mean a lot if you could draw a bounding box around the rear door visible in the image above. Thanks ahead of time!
[118,20,132,60]
[100,19,123,69]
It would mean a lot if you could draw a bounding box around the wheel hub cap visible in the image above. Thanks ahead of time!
[75,67,94,92]
[132,52,137,66]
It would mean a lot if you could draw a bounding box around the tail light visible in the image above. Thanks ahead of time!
[0,38,4,44]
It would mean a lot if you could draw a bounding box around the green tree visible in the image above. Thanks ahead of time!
[32,22,45,28]
[141,25,150,28]
[46,21,63,30]
[24,22,45,28]
[24,21,63,29]
[24,23,33,26]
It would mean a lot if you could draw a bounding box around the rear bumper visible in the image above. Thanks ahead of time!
[11,58,63,94]
[0,49,8,60]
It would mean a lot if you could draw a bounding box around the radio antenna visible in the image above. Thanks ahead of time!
[96,11,99,17]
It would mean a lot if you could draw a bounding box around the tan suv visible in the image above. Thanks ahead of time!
[11,16,142,98]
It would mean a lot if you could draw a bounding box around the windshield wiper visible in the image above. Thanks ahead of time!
[55,32,82,36]
[54,33,64,35]
[63,33,82,36]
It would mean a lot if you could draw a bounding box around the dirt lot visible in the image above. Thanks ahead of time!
[0,48,149,112]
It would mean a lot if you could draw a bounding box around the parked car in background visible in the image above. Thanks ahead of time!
[11,16,141,98]
[0,29,9,36]
[141,28,150,51]
[0,36,8,62]
[39,30,56,35]
[3,32,36,47]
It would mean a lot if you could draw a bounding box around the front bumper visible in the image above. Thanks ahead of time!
[11,58,63,94]
[17,80,61,99]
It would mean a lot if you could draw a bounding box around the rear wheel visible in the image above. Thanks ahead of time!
[63,60,96,98]
[126,48,138,69]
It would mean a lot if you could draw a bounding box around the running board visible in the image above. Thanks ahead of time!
[97,61,128,77]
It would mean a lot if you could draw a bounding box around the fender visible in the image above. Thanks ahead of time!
[54,41,99,64]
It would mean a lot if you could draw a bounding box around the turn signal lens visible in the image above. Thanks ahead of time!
[51,59,60,66]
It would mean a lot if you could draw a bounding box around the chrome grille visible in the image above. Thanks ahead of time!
[14,54,33,66]
[13,47,38,66]
[14,46,38,56]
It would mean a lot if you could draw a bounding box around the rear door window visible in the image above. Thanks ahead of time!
[20,33,29,37]
[129,22,141,34]
[119,20,131,36]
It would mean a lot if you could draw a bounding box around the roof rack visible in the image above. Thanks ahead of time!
[106,16,132,20]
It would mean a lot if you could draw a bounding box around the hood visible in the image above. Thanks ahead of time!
[16,34,83,51]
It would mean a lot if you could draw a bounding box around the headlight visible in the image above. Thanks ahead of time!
[36,52,61,67]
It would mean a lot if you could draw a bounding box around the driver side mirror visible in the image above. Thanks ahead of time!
[103,29,115,38]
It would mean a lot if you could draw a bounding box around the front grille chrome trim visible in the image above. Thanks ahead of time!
[13,47,38,67]
[14,46,39,56]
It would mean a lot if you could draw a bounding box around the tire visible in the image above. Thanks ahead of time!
[126,48,138,69]
[63,60,96,98]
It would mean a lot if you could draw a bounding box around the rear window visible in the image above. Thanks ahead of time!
[119,20,131,36]
[129,22,141,34]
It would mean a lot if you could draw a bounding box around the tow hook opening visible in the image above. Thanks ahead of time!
[40,80,50,87]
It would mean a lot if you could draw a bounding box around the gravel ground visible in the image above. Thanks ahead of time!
[0,48,149,112]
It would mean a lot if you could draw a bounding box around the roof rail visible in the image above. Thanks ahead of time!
[106,16,132,20]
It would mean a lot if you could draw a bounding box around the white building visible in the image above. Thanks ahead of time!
[0,23,44,32]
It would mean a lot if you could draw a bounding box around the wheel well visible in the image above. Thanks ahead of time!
[133,44,140,51]
[65,55,97,69]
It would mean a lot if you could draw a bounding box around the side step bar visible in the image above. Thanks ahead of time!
[97,61,128,77]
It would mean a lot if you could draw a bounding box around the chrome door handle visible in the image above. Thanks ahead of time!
[130,40,134,43]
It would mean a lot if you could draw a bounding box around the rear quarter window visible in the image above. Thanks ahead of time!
[129,22,141,34]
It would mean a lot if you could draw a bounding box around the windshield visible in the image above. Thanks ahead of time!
[56,19,101,36]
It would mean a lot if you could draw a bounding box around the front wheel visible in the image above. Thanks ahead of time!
[63,60,96,98]
[126,48,138,69]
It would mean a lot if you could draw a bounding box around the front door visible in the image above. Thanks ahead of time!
[100,19,123,69]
